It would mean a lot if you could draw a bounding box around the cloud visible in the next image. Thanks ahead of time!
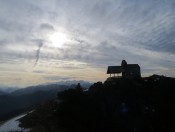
[40,23,54,31]
[33,70,46,74]
[44,76,73,81]
[1,0,175,87]
[34,40,43,66]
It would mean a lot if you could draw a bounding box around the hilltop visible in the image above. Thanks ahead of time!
[19,75,175,132]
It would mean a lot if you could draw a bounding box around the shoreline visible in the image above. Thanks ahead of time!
[0,110,34,126]
[0,111,33,131]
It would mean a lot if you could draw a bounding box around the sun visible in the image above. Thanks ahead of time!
[50,32,67,48]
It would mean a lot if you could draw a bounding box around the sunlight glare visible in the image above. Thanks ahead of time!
[50,32,67,48]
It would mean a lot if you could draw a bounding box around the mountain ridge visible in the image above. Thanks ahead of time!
[19,75,175,132]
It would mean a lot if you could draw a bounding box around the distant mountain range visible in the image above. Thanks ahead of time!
[0,80,92,122]
[0,91,6,95]
[0,80,92,95]
[45,80,92,88]
[0,87,18,94]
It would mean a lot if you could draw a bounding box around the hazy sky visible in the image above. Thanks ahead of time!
[0,0,175,87]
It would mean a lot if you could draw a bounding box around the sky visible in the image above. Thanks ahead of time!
[0,0,175,87]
